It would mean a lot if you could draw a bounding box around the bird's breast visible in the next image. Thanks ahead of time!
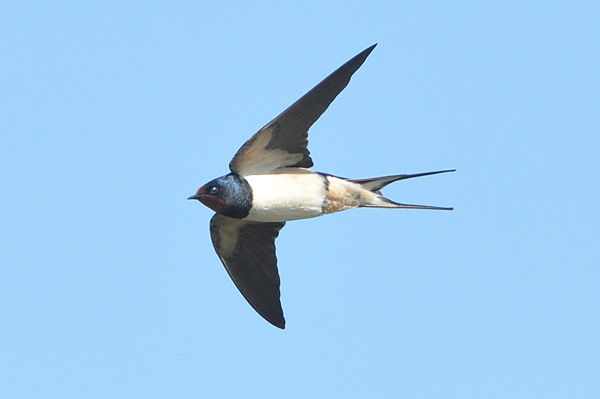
[243,170,328,222]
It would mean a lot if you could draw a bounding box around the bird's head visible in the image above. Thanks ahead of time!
[188,173,252,219]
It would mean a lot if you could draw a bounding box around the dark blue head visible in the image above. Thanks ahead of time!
[188,173,252,219]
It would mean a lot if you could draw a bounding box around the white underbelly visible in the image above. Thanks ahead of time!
[244,170,327,222]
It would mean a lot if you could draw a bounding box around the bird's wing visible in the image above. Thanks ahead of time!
[209,213,286,329]
[229,44,377,176]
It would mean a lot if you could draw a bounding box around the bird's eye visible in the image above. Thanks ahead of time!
[210,186,219,194]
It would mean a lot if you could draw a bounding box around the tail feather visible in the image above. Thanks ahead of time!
[350,169,455,192]
[351,169,455,211]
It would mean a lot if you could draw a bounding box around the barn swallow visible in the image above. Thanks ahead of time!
[188,44,454,329]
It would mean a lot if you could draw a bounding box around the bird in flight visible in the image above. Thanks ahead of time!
[188,44,454,329]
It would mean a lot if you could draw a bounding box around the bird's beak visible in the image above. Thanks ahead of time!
[187,194,201,200]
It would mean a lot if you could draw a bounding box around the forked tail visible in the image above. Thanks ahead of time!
[350,169,455,210]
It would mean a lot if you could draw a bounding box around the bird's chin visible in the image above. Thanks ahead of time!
[199,195,226,214]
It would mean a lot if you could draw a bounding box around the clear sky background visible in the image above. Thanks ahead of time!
[2,1,599,398]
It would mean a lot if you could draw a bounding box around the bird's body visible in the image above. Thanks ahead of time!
[244,169,328,222]
[189,44,454,329]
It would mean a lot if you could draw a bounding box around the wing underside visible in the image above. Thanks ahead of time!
[209,214,287,329]
[229,44,377,175]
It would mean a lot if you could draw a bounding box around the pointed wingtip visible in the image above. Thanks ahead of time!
[275,320,286,330]
[339,44,378,76]
[357,44,377,61]
[265,314,286,329]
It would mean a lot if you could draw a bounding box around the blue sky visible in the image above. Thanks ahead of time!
[2,1,599,398]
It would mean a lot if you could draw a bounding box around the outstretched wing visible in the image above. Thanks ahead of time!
[229,44,377,176]
[209,214,286,329]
